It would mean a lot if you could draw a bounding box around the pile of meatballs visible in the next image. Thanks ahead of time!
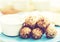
[19,16,57,40]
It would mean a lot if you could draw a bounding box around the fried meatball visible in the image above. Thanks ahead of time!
[23,22,35,29]
[46,24,57,38]
[24,16,38,28]
[37,16,50,30]
[31,28,43,39]
[19,27,31,39]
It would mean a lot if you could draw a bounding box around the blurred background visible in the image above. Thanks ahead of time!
[0,0,60,25]
[0,0,60,13]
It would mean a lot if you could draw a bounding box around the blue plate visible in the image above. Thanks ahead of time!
[0,26,60,42]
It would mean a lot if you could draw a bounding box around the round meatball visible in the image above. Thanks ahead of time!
[31,28,43,39]
[46,24,57,38]
[19,27,31,39]
[37,16,50,29]
[24,16,38,28]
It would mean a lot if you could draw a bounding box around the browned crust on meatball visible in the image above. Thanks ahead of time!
[19,27,31,39]
[46,24,57,38]
[37,16,50,29]
[24,16,38,28]
[31,28,43,39]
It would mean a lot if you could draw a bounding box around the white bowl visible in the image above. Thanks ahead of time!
[0,14,25,36]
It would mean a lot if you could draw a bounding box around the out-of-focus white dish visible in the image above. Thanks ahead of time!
[0,12,28,36]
